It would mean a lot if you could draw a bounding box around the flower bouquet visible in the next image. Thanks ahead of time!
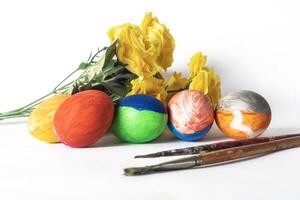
[0,12,221,146]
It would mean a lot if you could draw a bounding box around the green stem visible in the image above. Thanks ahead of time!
[103,76,116,83]
[0,91,54,116]
[90,47,107,63]
[0,115,27,121]
[0,80,74,121]
[0,46,110,122]
[52,68,79,91]
[0,109,32,121]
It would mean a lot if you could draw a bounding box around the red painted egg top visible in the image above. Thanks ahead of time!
[54,90,114,148]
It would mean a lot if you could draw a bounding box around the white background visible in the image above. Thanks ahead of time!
[0,0,300,199]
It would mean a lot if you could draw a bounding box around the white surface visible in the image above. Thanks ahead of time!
[0,0,300,199]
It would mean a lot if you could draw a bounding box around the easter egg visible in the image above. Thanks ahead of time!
[28,94,70,143]
[215,90,271,139]
[168,90,214,141]
[111,94,168,143]
[53,90,114,148]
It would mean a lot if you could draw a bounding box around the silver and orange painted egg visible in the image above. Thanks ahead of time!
[216,90,271,139]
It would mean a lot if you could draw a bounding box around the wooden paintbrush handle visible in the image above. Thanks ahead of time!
[202,136,300,165]
[125,135,300,176]
[135,133,300,158]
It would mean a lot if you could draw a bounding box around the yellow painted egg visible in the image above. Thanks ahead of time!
[216,90,271,139]
[28,94,70,143]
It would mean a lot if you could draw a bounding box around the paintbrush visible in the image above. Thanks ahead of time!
[135,133,300,158]
[124,135,300,176]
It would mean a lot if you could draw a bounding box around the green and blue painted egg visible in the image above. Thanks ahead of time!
[111,94,168,143]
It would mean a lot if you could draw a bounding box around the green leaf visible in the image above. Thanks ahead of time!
[71,40,136,101]
[102,81,129,97]
[79,62,90,70]
[102,59,115,77]
[115,73,137,81]
[103,40,118,68]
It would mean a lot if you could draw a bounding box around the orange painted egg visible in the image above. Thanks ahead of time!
[168,90,214,141]
[28,94,70,143]
[216,90,271,139]
[53,90,114,148]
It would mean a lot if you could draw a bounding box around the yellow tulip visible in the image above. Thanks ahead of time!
[167,71,188,91]
[127,76,168,103]
[188,52,207,80]
[188,52,221,108]
[141,12,175,70]
[107,12,175,77]
[107,23,159,77]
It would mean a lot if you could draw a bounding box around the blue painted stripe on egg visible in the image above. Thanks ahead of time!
[168,122,213,141]
[118,94,167,114]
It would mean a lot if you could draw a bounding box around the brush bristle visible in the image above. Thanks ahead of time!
[123,166,153,176]
[134,153,161,158]
[123,168,136,176]
[134,155,152,158]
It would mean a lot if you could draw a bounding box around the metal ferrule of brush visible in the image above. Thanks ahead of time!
[153,155,203,171]
[124,156,203,175]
